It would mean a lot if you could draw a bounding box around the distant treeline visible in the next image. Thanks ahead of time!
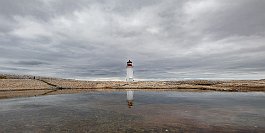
[0,73,61,80]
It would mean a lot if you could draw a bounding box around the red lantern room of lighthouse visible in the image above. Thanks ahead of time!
[126,60,134,82]
[127,60,132,66]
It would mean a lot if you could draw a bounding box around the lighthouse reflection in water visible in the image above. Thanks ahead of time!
[126,90,134,108]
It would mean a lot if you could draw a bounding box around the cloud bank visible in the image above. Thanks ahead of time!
[0,0,265,80]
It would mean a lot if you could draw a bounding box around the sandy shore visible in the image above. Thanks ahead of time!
[0,74,265,99]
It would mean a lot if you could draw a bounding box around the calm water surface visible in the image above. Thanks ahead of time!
[0,91,265,132]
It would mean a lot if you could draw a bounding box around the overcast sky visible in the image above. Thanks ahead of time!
[0,0,265,80]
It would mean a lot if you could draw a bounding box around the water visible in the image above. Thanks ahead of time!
[0,91,265,132]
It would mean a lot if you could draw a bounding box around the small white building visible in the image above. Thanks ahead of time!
[126,60,134,82]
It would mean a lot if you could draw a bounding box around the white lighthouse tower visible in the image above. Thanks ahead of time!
[126,60,134,82]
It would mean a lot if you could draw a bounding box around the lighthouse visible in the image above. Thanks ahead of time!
[126,60,134,82]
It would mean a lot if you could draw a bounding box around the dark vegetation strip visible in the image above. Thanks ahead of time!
[35,79,65,90]
[34,79,68,95]
[36,79,58,87]
[40,90,58,96]
[0,89,50,92]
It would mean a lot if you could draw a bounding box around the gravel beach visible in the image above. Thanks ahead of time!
[1,74,265,99]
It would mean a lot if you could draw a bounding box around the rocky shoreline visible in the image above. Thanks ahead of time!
[0,74,265,99]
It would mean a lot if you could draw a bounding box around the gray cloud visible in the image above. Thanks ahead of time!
[0,0,265,80]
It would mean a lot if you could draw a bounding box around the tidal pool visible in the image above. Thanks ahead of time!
[0,91,264,132]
